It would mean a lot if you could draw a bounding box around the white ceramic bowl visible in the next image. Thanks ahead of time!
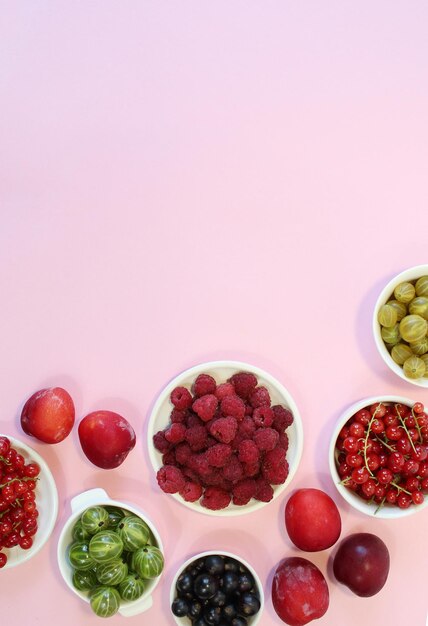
[0,434,58,568]
[148,360,304,516]
[329,396,428,519]
[170,550,265,626]
[57,488,164,617]
[373,264,428,387]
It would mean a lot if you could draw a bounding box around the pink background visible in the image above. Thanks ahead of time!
[1,2,427,625]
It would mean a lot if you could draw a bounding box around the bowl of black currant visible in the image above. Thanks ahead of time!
[170,550,264,626]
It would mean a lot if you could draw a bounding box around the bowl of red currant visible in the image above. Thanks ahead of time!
[148,361,304,516]
[329,397,428,518]
[0,434,58,568]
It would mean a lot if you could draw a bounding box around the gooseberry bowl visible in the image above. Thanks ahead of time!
[329,396,428,519]
[148,360,304,516]
[0,434,58,568]
[373,264,428,387]
[57,488,164,617]
[170,550,264,626]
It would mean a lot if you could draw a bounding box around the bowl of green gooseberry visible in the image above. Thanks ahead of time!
[57,488,164,618]
[373,265,428,387]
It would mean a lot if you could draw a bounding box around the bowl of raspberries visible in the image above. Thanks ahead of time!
[330,396,428,518]
[148,361,303,515]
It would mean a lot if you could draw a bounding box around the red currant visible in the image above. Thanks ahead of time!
[23,463,40,478]
[413,402,424,414]
[343,436,359,453]
[0,553,7,568]
[384,414,399,428]
[396,437,411,455]
[355,409,371,425]
[351,467,370,484]
[397,493,412,509]
[346,453,363,468]
[387,451,405,472]
[385,488,398,504]
[412,491,424,505]
[370,418,385,434]
[403,459,420,476]
[376,468,393,484]
[366,453,381,472]
[18,535,33,550]
[349,422,365,438]
[385,425,405,441]
[361,478,376,497]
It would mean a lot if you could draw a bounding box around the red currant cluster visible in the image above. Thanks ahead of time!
[335,401,428,511]
[0,436,40,567]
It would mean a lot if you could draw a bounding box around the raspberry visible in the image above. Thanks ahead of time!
[254,478,274,502]
[192,394,218,422]
[238,416,256,439]
[242,461,261,478]
[263,446,287,466]
[232,479,256,505]
[206,443,233,468]
[164,423,186,444]
[188,452,211,477]
[201,486,231,510]
[186,412,202,428]
[245,404,253,416]
[263,461,289,484]
[249,386,271,408]
[162,450,177,466]
[253,406,274,428]
[277,432,289,452]
[182,467,200,483]
[156,465,186,494]
[185,425,208,451]
[170,386,193,410]
[206,436,217,447]
[254,428,279,451]
[180,481,203,502]
[193,373,217,397]
[262,448,289,484]
[209,417,238,444]
[220,395,246,421]
[215,383,235,400]
[229,372,258,399]
[223,455,244,482]
[170,408,188,423]
[272,405,294,431]
[238,439,260,464]
[203,469,224,486]
[175,442,192,466]
[230,434,245,451]
[153,431,172,454]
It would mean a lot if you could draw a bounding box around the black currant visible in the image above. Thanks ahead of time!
[171,597,189,617]
[204,554,225,576]
[238,592,261,616]
[194,573,218,600]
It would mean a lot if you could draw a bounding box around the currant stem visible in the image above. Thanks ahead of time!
[411,406,423,443]
[374,434,394,451]
[364,403,382,477]
[374,497,386,515]
[394,404,417,454]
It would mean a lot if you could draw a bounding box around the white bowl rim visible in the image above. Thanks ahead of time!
[169,549,265,626]
[329,395,428,519]
[373,264,428,388]
[56,488,164,616]
[147,360,304,516]
[1,433,58,568]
